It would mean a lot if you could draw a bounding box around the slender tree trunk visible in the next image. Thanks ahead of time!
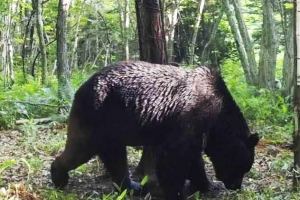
[1,3,15,88]
[232,0,257,84]
[70,11,83,69]
[165,0,179,62]
[282,8,294,99]
[293,0,300,190]
[201,9,223,65]
[104,44,110,66]
[21,8,35,80]
[258,0,278,89]
[222,0,256,86]
[29,19,36,76]
[117,0,125,60]
[189,0,205,65]
[124,0,130,60]
[33,0,48,85]
[56,0,74,101]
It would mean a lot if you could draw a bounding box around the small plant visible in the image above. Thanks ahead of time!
[0,159,17,175]
[36,132,66,155]
[39,188,79,200]
[26,157,44,173]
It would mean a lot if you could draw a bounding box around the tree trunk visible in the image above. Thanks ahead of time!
[258,0,278,89]
[222,0,256,86]
[232,0,257,85]
[21,2,35,81]
[56,0,74,101]
[124,0,130,60]
[189,0,205,65]
[104,44,111,66]
[282,8,294,99]
[165,0,179,62]
[33,0,48,85]
[293,0,300,190]
[70,10,83,69]
[1,3,15,88]
[134,0,167,186]
[201,9,223,65]
[117,0,125,60]
[135,0,168,64]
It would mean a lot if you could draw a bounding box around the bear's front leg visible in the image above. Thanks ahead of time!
[156,137,195,200]
[97,143,144,195]
[187,154,224,194]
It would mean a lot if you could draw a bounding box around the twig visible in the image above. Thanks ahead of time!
[1,100,63,108]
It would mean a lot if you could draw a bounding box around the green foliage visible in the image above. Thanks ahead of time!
[39,189,79,200]
[0,70,75,129]
[140,175,149,186]
[0,159,17,175]
[222,60,293,143]
[36,131,66,155]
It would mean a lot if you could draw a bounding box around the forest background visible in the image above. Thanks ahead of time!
[0,0,297,199]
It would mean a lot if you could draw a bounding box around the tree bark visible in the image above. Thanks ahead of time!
[165,0,179,62]
[293,0,300,190]
[1,3,15,88]
[282,8,294,99]
[33,0,48,85]
[135,0,167,64]
[21,4,35,81]
[189,0,205,65]
[232,0,257,85]
[56,0,74,101]
[117,0,125,60]
[134,0,167,185]
[70,3,84,70]
[258,0,278,89]
[124,0,130,60]
[222,0,256,86]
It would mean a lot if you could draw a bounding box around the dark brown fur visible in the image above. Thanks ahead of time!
[51,61,259,200]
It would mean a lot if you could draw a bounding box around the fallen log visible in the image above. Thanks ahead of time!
[15,117,52,125]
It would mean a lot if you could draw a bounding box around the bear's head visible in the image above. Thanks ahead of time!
[205,133,259,190]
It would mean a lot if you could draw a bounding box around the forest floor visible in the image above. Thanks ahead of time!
[0,124,296,200]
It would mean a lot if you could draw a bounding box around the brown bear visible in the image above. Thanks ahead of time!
[51,61,259,200]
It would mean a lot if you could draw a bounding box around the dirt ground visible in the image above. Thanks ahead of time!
[0,127,294,199]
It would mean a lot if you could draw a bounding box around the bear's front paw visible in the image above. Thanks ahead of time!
[129,180,148,195]
[207,181,225,192]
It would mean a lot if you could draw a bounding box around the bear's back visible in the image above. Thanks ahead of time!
[90,61,218,123]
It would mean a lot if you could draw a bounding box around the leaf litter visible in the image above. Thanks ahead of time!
[0,127,294,199]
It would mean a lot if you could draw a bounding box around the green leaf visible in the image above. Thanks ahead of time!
[14,38,24,44]
[0,159,17,174]
[284,3,293,9]
[141,175,149,186]
[113,182,121,192]
[282,105,288,114]
[117,189,127,200]
[44,25,53,31]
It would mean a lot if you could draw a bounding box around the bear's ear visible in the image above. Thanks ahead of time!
[248,133,259,147]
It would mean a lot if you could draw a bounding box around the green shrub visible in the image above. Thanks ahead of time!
[221,60,293,143]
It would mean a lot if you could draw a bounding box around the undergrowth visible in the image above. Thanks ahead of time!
[221,60,293,144]
[0,70,90,129]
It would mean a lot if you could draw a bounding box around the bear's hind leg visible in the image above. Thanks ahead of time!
[98,144,143,195]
